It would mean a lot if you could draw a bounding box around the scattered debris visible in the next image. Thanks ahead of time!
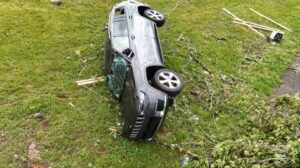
[0,131,4,137]
[202,70,211,77]
[154,139,201,161]
[232,20,284,42]
[180,155,190,168]
[190,91,201,97]
[69,102,76,108]
[76,76,105,86]
[94,139,100,146]
[75,50,81,57]
[268,31,284,42]
[33,112,43,119]
[233,19,283,33]
[88,163,93,167]
[109,127,118,139]
[189,115,199,122]
[50,0,62,6]
[223,8,287,42]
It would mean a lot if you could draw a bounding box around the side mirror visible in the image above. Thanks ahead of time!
[122,48,134,59]
[112,49,133,63]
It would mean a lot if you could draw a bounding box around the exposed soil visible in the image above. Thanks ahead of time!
[28,142,49,168]
[276,54,300,96]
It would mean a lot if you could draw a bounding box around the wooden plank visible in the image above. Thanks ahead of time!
[76,76,105,86]
[249,8,292,32]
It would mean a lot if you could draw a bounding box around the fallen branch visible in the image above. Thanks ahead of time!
[189,52,211,73]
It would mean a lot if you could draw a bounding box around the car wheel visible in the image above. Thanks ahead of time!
[152,69,183,97]
[143,9,166,27]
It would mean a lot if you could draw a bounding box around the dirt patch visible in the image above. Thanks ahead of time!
[276,54,300,96]
[41,120,50,130]
[27,141,49,168]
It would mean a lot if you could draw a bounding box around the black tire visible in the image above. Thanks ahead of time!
[151,69,183,97]
[143,9,166,27]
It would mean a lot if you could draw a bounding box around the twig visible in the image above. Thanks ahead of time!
[165,1,181,15]
[189,54,210,73]
[78,65,88,76]
[82,85,109,101]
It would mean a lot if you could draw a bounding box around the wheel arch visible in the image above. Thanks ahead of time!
[145,65,165,81]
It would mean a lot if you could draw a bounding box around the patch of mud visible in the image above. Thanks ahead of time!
[28,141,50,168]
[276,54,300,96]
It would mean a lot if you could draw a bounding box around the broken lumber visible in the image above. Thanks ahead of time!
[76,76,105,86]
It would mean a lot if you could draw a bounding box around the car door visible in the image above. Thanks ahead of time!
[107,12,131,99]
[107,51,129,98]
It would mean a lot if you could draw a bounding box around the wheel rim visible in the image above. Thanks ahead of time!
[158,71,181,89]
[146,10,164,21]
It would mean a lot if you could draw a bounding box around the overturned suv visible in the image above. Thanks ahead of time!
[104,0,183,141]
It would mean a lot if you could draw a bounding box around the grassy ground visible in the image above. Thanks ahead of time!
[0,0,299,167]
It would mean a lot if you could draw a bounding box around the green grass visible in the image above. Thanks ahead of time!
[0,0,299,167]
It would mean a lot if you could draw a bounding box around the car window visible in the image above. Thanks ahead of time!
[107,52,128,98]
[112,17,129,51]
[113,19,128,36]
[115,7,125,16]
[113,36,129,52]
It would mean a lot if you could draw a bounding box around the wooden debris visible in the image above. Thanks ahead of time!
[249,8,292,32]
[233,20,284,33]
[69,102,76,108]
[223,8,266,38]
[76,76,105,86]
[223,8,286,42]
